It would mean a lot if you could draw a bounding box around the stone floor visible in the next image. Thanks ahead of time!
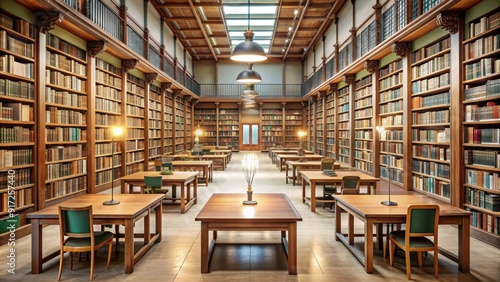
[1,151,499,281]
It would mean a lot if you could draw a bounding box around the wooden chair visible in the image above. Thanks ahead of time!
[389,204,440,279]
[340,175,360,194]
[58,205,113,281]
[143,176,169,194]
[320,157,335,170]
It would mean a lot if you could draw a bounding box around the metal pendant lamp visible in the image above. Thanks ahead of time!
[236,64,262,83]
[230,0,267,63]
[241,84,259,98]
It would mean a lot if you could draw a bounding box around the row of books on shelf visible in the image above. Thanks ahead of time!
[95,169,119,186]
[126,139,145,150]
[464,78,500,101]
[46,144,82,162]
[126,93,144,106]
[464,127,500,145]
[45,107,85,124]
[467,209,500,235]
[0,168,32,190]
[466,168,500,191]
[379,100,403,114]
[411,37,450,64]
[95,113,118,126]
[96,59,121,76]
[468,11,500,38]
[465,102,500,122]
[411,53,450,79]
[379,60,402,77]
[0,54,33,78]
[0,30,33,58]
[0,102,32,121]
[0,148,32,167]
[47,34,86,61]
[0,11,35,38]
[412,109,449,124]
[412,159,450,179]
[0,78,34,99]
[466,187,500,212]
[46,51,86,75]
[412,128,450,142]
[464,150,500,169]
[412,175,451,198]
[411,73,449,94]
[46,159,87,180]
[46,70,86,92]
[96,97,120,113]
[412,144,451,161]
[0,188,32,212]
[44,176,87,200]
[46,87,87,107]
[464,33,500,61]
[0,126,33,143]
[126,117,144,127]
[412,92,450,108]
[46,127,86,142]
[96,71,122,88]
[380,115,403,126]
[464,58,500,81]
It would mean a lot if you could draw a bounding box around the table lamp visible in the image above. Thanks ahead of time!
[376,126,397,206]
[103,126,123,205]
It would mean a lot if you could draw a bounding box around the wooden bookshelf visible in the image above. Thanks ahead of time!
[337,86,350,165]
[410,36,452,201]
[378,59,404,185]
[353,75,374,174]
[0,9,36,234]
[163,90,174,154]
[218,107,240,149]
[261,106,283,150]
[325,91,336,158]
[44,32,88,202]
[284,105,303,148]
[306,98,315,151]
[193,107,217,146]
[462,8,500,240]
[125,73,146,174]
[148,84,162,159]
[94,58,122,188]
[315,95,325,156]
[185,97,192,151]
[174,94,185,153]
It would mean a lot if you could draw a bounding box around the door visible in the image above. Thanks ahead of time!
[241,124,259,151]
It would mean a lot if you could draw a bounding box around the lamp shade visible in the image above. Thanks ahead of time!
[241,88,258,98]
[230,30,267,63]
[236,69,262,83]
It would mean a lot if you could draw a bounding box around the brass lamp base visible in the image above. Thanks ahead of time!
[243,191,257,205]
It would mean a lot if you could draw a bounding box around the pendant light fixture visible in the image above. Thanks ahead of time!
[236,64,262,83]
[241,84,259,98]
[230,0,267,63]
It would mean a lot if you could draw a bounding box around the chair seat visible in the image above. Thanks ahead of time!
[65,231,114,247]
[324,186,337,194]
[390,230,435,248]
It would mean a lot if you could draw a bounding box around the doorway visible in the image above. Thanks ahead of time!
[241,124,259,151]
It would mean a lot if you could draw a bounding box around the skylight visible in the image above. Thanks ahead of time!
[222,1,279,53]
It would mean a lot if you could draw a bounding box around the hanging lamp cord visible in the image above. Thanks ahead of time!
[247,0,250,31]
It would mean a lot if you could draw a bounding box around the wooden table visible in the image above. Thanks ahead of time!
[210,149,232,161]
[267,147,300,159]
[333,194,471,274]
[300,170,379,212]
[202,154,229,170]
[27,194,163,274]
[269,149,313,164]
[285,160,342,185]
[276,154,325,172]
[195,193,302,274]
[120,171,198,213]
[172,160,213,186]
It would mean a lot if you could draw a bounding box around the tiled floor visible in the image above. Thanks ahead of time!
[1,151,499,281]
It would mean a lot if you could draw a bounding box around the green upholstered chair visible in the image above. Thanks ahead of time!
[162,162,173,171]
[389,204,440,279]
[143,175,169,194]
[320,157,335,170]
[58,205,113,281]
[340,175,360,194]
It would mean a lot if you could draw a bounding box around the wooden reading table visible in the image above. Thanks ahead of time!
[285,160,342,185]
[171,160,213,186]
[276,154,325,172]
[202,154,229,170]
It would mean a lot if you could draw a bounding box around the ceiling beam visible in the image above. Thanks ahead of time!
[186,0,218,61]
[283,0,311,61]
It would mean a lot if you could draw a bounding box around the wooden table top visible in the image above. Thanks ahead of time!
[202,154,228,158]
[171,160,213,166]
[276,154,324,159]
[120,171,199,181]
[210,149,232,153]
[300,170,380,182]
[195,193,302,222]
[333,194,471,217]
[272,150,314,154]
[27,194,164,219]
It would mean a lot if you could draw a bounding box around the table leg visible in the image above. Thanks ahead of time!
[121,180,126,194]
[335,204,341,241]
[31,219,42,274]
[348,214,354,245]
[204,167,208,187]
[172,184,177,201]
[287,222,298,275]
[124,219,134,274]
[292,167,296,186]
[180,183,186,214]
[155,203,162,243]
[200,222,209,273]
[194,176,198,204]
[459,216,471,272]
[144,209,150,245]
[302,178,306,203]
[285,163,289,184]
[310,182,316,212]
[364,219,374,273]
[187,182,191,201]
[280,159,284,172]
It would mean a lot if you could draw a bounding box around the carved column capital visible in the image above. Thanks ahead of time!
[184,95,192,102]
[145,73,158,84]
[436,11,463,34]
[372,3,382,10]
[391,42,410,58]
[35,11,62,34]
[161,82,172,93]
[87,41,106,58]
[329,83,337,93]
[301,101,307,107]
[364,60,379,73]
[192,99,199,106]
[343,74,355,85]
[121,59,138,73]
[173,89,183,96]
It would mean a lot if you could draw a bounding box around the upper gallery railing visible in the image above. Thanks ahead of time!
[199,84,302,98]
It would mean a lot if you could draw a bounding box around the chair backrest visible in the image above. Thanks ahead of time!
[58,205,93,239]
[406,204,440,238]
[341,175,360,194]
[321,157,335,170]
[144,176,163,187]
[162,162,173,171]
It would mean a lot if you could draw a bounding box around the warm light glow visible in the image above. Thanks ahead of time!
[297,130,307,138]
[376,126,385,134]
[112,127,123,137]
[195,127,203,137]
[194,136,199,142]
[243,206,255,218]
[241,153,259,192]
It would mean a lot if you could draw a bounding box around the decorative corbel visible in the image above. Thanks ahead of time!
[329,83,337,93]
[343,74,355,85]
[364,60,379,73]
[145,73,158,84]
[391,42,410,58]
[436,11,462,34]
[172,89,183,97]
[87,41,107,58]
[192,99,199,106]
[121,59,138,73]
[35,11,62,34]
[161,82,172,93]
